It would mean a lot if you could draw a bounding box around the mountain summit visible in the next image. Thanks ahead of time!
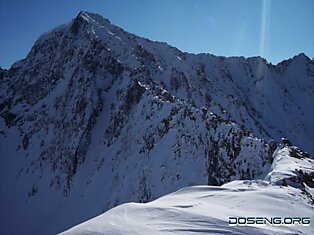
[0,12,313,235]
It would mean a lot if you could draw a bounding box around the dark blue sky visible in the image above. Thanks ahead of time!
[0,0,313,68]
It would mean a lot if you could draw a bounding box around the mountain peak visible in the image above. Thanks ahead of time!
[76,11,90,22]
[76,11,112,26]
[71,11,93,35]
[293,52,310,61]
[71,11,112,36]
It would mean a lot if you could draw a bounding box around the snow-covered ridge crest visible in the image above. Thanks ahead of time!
[61,145,314,235]
[265,145,314,189]
[62,184,314,235]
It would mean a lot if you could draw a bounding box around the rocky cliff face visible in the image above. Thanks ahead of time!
[0,11,313,235]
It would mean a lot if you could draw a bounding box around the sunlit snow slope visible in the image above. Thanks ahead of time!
[62,146,314,235]
[62,183,313,235]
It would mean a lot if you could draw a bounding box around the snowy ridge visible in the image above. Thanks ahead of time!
[0,11,313,234]
[61,184,313,235]
[265,145,314,189]
[62,146,314,235]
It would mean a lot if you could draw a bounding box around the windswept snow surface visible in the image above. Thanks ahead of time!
[62,145,314,235]
[61,181,313,235]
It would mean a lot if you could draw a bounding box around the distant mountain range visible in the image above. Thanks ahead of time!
[0,11,313,234]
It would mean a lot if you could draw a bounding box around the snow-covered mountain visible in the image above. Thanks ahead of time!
[0,11,313,234]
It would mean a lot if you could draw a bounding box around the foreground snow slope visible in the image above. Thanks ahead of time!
[61,182,313,235]
[62,145,314,235]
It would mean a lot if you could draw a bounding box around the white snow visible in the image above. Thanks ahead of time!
[61,181,313,235]
[265,146,314,186]
[61,144,314,235]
